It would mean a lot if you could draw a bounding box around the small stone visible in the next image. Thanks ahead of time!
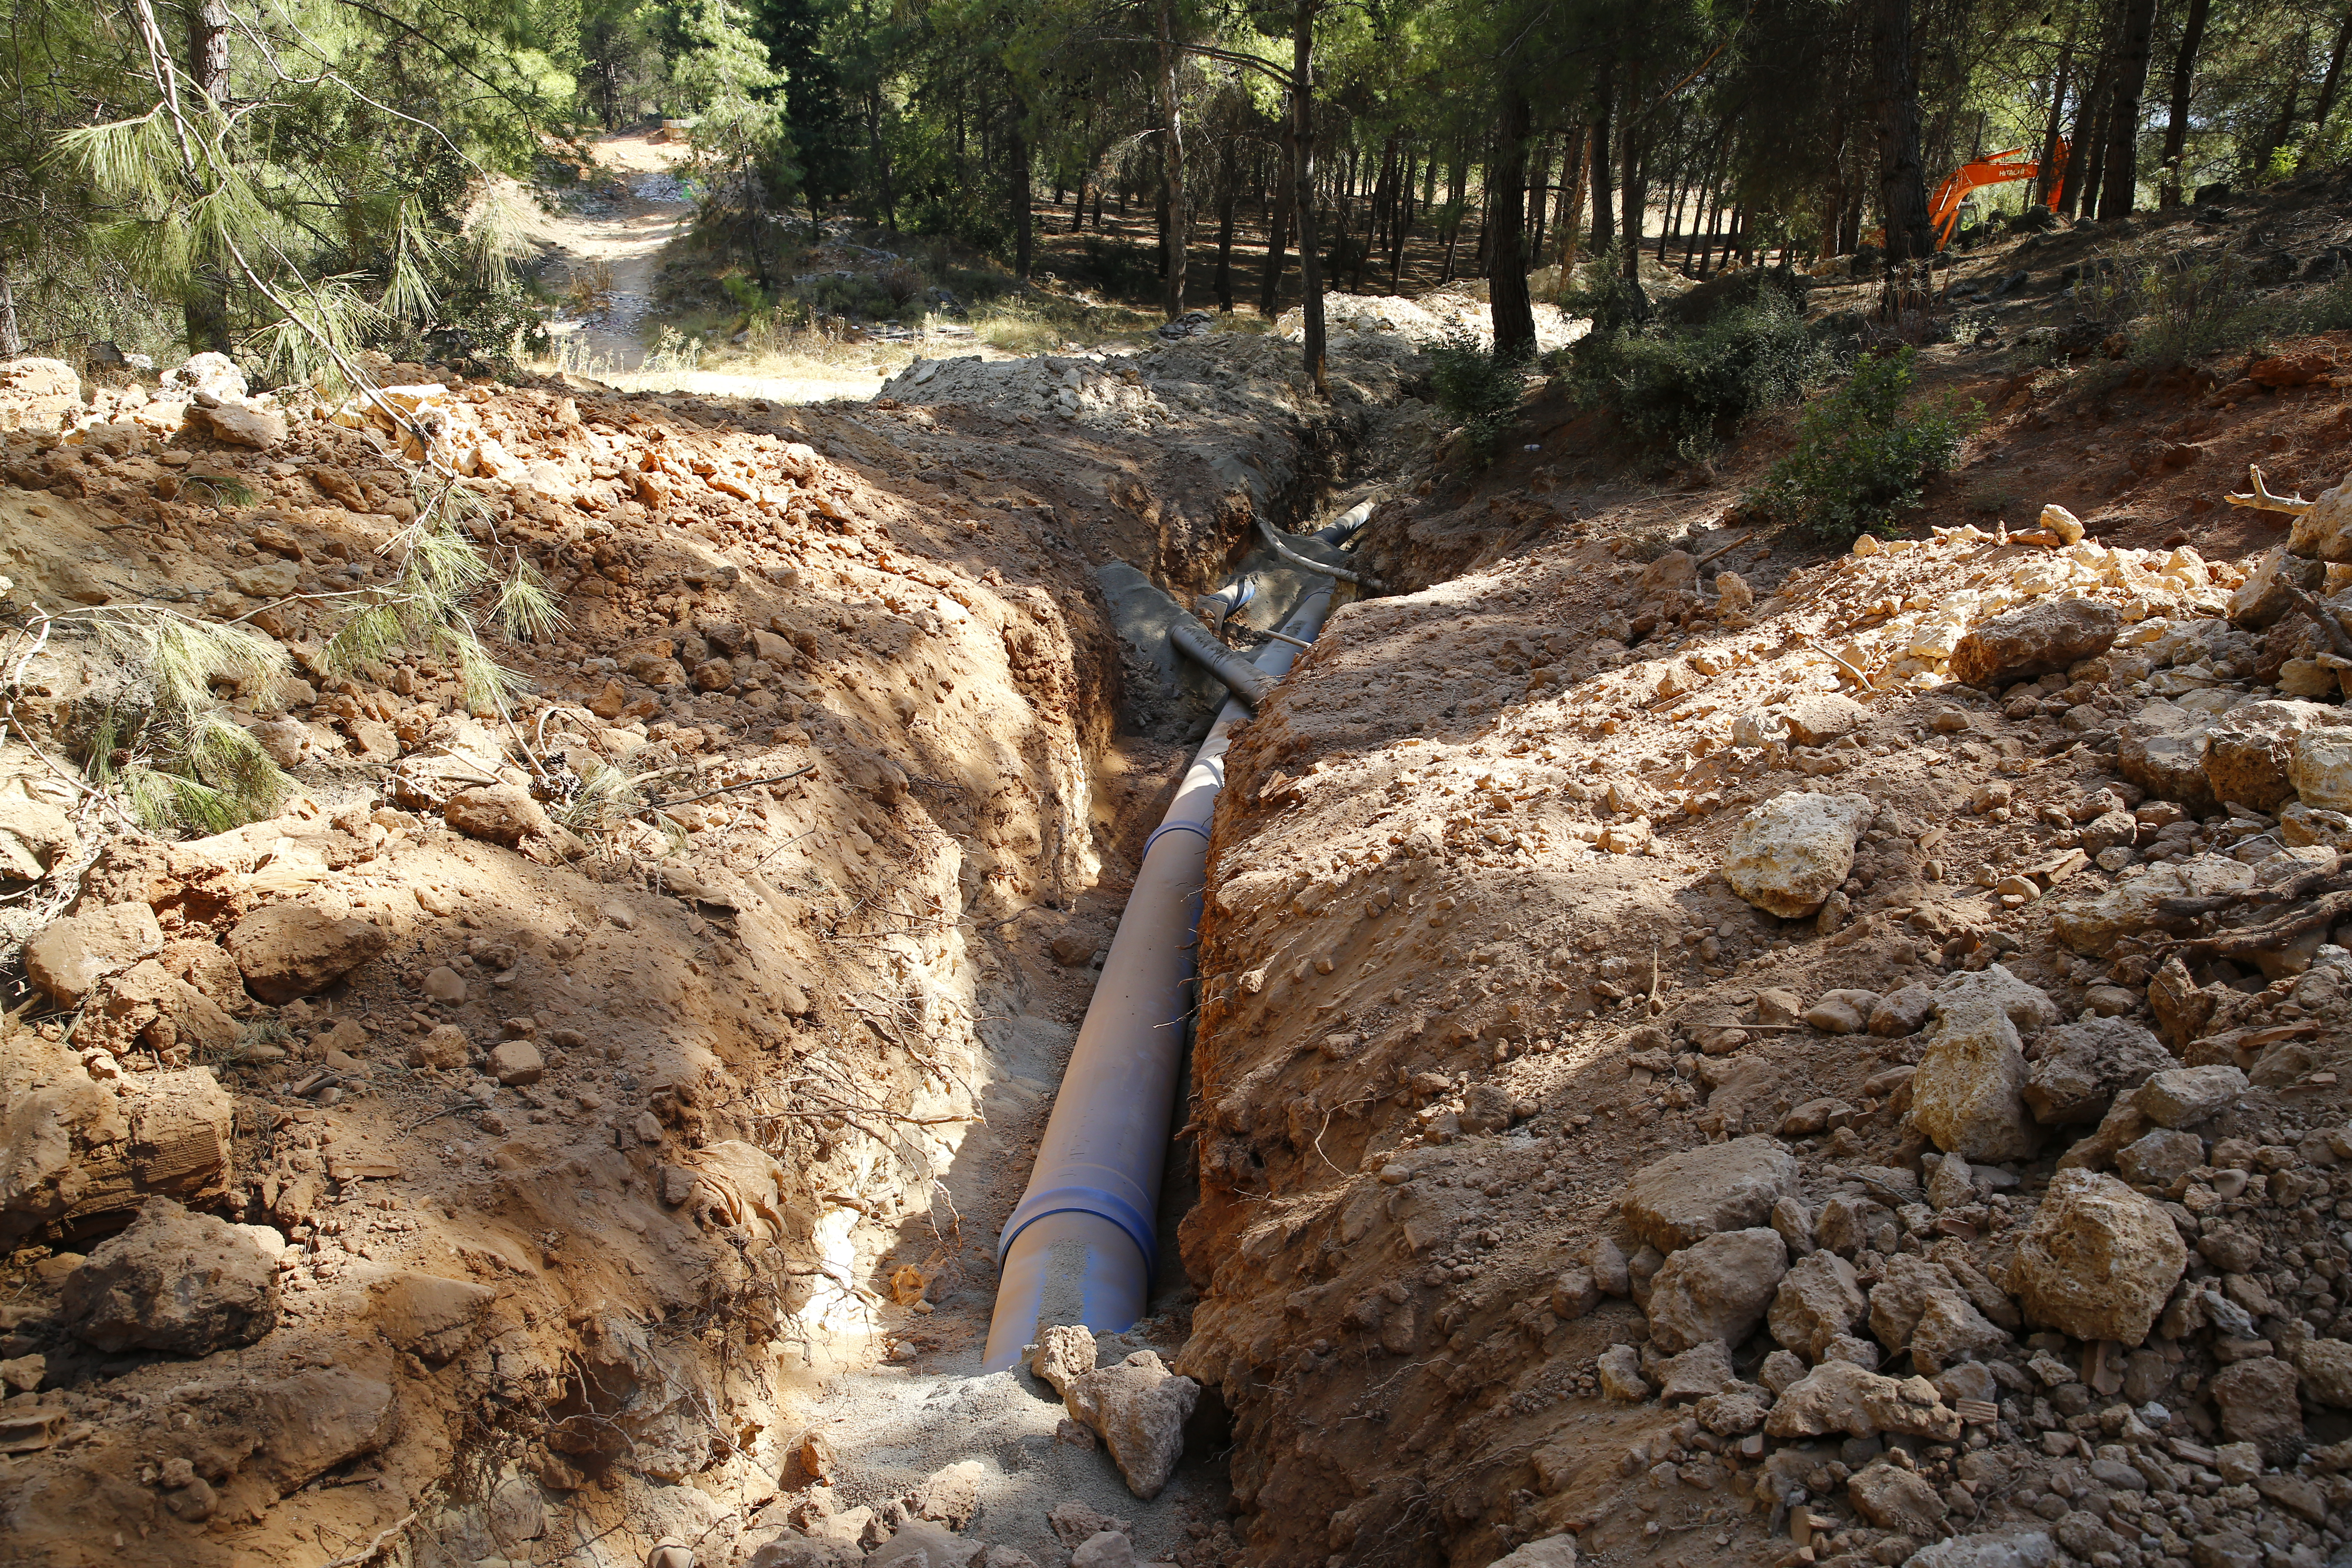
[423,966,468,1002]
[1764,1361,1961,1441]
[2022,1017,2172,1125]
[2134,1065,2247,1128]
[2207,1356,2302,1461]
[1804,990,1879,1034]
[1069,1533,1133,1568]
[224,903,391,1004]
[1597,1344,1650,1401]
[1849,1461,1948,1536]
[2115,1129,2205,1189]
[444,784,551,846]
[1657,1340,1737,1403]
[1868,986,1936,1037]
[1031,1322,1097,1399]
[488,1040,543,1087]
[408,1024,470,1070]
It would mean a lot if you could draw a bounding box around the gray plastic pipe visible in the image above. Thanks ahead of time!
[983,580,1337,1371]
[1169,616,1275,709]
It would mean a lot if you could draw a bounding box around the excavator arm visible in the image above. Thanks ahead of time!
[1929,138,2070,249]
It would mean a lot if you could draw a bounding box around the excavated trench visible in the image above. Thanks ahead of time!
[0,326,1436,1568]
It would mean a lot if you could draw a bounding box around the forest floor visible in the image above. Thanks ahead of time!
[4,165,2352,1568]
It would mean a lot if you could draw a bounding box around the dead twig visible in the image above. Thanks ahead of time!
[316,1511,416,1568]
[2225,464,2316,517]
[2156,887,2352,963]
[649,762,817,809]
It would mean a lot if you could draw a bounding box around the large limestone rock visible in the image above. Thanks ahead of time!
[0,1025,234,1241]
[2291,726,2352,811]
[1950,599,2120,686]
[2207,1356,2303,1462]
[2005,1169,2186,1345]
[2287,477,2352,562]
[2023,1018,2174,1125]
[1769,1248,1866,1360]
[2227,548,2326,629]
[1645,1228,1788,1352]
[1063,1351,1199,1500]
[79,958,239,1060]
[2050,854,2254,956]
[2119,724,2217,810]
[1903,1535,2058,1568]
[444,784,552,846]
[60,1197,283,1354]
[2202,701,2336,810]
[225,902,390,1003]
[0,358,82,433]
[1763,1360,1963,1441]
[1621,1136,1801,1252]
[23,901,163,1007]
[1908,967,2057,1161]
[184,399,287,450]
[1722,793,1873,918]
[1867,1255,2009,1374]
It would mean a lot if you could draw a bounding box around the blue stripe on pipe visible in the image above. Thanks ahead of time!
[997,1184,1157,1273]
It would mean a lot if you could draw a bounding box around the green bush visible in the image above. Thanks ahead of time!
[1746,347,1979,541]
[1428,330,1529,460]
[1564,295,1831,452]
[1556,245,1651,333]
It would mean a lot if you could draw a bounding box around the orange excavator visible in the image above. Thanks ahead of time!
[1929,138,2069,249]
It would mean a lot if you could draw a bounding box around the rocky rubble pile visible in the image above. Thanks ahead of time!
[1169,454,2352,1568]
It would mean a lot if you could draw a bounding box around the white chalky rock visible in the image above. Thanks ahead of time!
[1721,792,1873,919]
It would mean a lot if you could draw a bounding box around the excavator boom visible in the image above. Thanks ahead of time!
[1929,138,2070,249]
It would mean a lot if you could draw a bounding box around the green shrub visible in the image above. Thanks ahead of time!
[1746,347,1979,541]
[1556,246,1651,334]
[1565,295,1831,452]
[1428,330,1529,460]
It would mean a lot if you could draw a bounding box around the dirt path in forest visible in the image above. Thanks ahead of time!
[530,130,885,404]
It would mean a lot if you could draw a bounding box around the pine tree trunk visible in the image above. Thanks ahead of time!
[182,0,234,356]
[2061,47,2111,216]
[1557,127,1589,274]
[2095,0,2158,218]
[1869,0,1934,263]
[2301,11,2352,171]
[1490,85,1537,363]
[1215,143,1237,311]
[2041,29,2078,206]
[1157,0,1187,319]
[1293,0,1327,394]
[1011,117,1033,281]
[1261,118,1294,316]
[0,266,20,359]
[1619,83,1645,277]
[1590,68,1615,253]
